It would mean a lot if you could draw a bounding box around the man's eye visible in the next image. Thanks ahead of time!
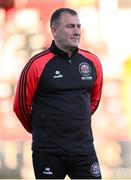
[67,24,81,28]
[67,25,74,28]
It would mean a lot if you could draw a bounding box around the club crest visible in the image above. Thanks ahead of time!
[90,162,101,177]
[79,62,91,76]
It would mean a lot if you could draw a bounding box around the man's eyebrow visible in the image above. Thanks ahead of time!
[67,23,81,26]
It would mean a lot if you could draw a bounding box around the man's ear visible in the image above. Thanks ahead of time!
[51,26,57,37]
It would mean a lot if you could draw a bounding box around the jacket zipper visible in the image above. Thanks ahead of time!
[69,59,72,64]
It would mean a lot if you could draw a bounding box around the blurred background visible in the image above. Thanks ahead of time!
[0,0,131,179]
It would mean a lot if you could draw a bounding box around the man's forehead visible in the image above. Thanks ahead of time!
[59,12,81,23]
[60,12,78,18]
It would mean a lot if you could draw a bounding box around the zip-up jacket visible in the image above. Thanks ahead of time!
[13,41,103,154]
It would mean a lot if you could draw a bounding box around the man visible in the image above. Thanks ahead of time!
[13,8,103,179]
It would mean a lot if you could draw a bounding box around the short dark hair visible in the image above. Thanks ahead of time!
[50,8,78,27]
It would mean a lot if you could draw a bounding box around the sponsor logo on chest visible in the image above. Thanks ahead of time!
[53,70,63,79]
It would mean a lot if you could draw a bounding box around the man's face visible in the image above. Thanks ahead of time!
[51,12,81,51]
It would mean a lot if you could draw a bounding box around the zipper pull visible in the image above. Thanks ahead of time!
[69,59,71,64]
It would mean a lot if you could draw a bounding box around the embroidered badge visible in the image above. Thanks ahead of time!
[79,62,91,77]
[90,162,101,177]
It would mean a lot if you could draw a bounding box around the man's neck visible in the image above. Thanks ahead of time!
[54,41,76,57]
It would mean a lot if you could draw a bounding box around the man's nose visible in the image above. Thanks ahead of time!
[73,26,80,34]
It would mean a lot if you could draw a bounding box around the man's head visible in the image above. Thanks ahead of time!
[50,8,81,53]
[50,8,78,27]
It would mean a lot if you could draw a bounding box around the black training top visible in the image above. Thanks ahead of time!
[13,41,103,155]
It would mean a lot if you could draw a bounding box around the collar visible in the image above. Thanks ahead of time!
[49,40,78,59]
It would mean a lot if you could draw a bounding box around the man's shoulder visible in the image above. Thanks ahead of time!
[78,48,100,62]
[78,48,91,54]
[24,48,54,70]
[30,48,51,60]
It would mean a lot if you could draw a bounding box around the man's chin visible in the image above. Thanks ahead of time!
[70,42,79,48]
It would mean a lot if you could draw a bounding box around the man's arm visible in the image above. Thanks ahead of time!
[91,59,103,115]
[13,51,54,132]
[13,60,40,133]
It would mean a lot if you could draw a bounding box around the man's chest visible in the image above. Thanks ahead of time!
[39,58,97,92]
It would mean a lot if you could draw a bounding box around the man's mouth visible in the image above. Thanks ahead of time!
[70,38,79,42]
